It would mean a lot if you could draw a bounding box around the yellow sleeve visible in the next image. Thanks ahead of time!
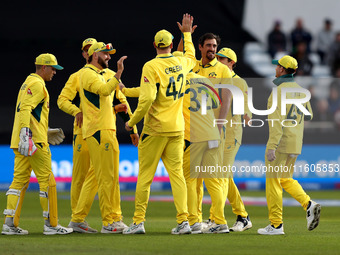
[122,87,140,98]
[115,90,138,134]
[128,63,157,127]
[182,32,197,70]
[19,82,45,129]
[266,90,284,150]
[82,70,119,96]
[243,79,252,119]
[57,73,81,117]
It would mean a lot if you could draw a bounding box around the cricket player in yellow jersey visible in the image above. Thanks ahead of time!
[123,14,196,235]
[58,39,137,233]
[182,70,230,234]
[178,32,232,228]
[215,47,252,232]
[70,84,138,234]
[2,54,72,235]
[118,53,228,234]
[57,38,96,232]
[258,55,321,235]
[78,41,128,232]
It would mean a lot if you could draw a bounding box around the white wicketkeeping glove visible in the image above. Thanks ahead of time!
[47,128,65,145]
[18,127,37,156]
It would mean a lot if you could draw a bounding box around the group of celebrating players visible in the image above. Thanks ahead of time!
[2,13,320,236]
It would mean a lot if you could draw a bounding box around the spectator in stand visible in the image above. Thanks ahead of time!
[317,19,334,65]
[291,18,312,54]
[267,20,287,58]
[327,32,340,76]
[292,41,313,76]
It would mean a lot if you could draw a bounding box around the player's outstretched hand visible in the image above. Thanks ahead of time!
[114,56,128,80]
[266,149,276,162]
[115,104,128,114]
[130,133,139,147]
[177,13,195,33]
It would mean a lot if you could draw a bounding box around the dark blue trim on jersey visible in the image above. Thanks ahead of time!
[31,100,44,122]
[72,92,80,108]
[84,89,100,109]
[157,55,174,59]
[93,130,101,144]
[273,74,294,86]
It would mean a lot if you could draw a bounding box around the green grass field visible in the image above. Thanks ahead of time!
[1,190,339,255]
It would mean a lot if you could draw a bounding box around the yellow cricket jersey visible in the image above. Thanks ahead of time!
[183,72,220,142]
[128,32,196,136]
[225,71,252,145]
[193,58,232,80]
[58,67,126,135]
[193,58,232,119]
[266,74,313,154]
[11,73,49,148]
[79,64,120,139]
[57,69,82,134]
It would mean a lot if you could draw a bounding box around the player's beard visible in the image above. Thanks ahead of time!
[98,56,108,69]
[206,51,215,61]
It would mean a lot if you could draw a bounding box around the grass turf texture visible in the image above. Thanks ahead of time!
[0,190,339,255]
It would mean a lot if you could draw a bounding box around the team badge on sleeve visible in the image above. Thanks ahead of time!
[27,88,32,95]
[144,76,150,83]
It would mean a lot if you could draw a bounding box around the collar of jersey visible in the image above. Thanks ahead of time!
[156,53,173,59]
[199,58,217,68]
[84,64,103,74]
[273,74,294,86]
[231,71,238,78]
[30,73,45,83]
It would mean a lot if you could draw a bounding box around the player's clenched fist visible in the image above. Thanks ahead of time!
[114,104,128,114]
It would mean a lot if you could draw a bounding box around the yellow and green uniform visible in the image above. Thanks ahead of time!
[78,63,120,226]
[57,68,88,218]
[182,72,226,225]
[193,58,232,222]
[128,32,196,224]
[58,67,135,223]
[265,74,313,227]
[72,85,137,223]
[222,71,251,218]
[6,73,58,227]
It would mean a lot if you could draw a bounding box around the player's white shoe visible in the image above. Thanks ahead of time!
[306,200,321,231]
[122,222,145,235]
[201,222,229,234]
[201,219,214,229]
[190,222,202,234]
[108,221,128,233]
[230,215,252,232]
[43,224,73,235]
[171,221,191,235]
[257,224,284,235]
[2,224,28,235]
[68,221,97,233]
